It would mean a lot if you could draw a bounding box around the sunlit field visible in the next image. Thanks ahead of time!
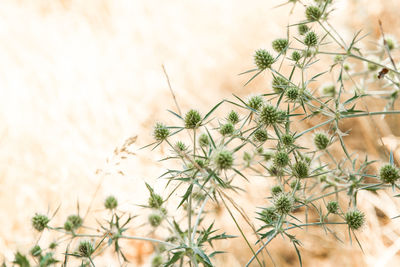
[2,0,400,266]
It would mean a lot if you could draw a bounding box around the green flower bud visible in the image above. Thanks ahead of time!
[152,255,163,267]
[104,195,118,210]
[198,133,210,147]
[274,151,290,168]
[286,87,299,101]
[291,51,302,62]
[379,164,400,184]
[32,214,50,232]
[290,180,301,191]
[149,213,163,227]
[253,129,268,143]
[219,123,235,136]
[153,123,169,141]
[292,161,309,178]
[305,6,322,21]
[260,104,279,126]
[281,134,294,146]
[78,241,94,257]
[254,49,275,70]
[214,150,234,170]
[184,109,202,129]
[260,207,278,224]
[314,132,330,150]
[326,201,339,214]
[304,31,318,47]
[272,76,289,94]
[268,165,284,176]
[248,95,264,111]
[227,110,239,124]
[30,245,41,257]
[272,38,289,54]
[271,185,283,196]
[298,24,310,35]
[64,215,83,231]
[320,84,336,97]
[273,193,294,215]
[345,209,365,230]
[149,194,163,209]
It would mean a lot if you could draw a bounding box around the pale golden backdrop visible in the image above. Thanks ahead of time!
[1,0,400,266]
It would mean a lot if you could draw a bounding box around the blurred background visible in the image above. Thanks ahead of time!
[1,0,400,266]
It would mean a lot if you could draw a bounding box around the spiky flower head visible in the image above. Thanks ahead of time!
[153,123,169,141]
[260,206,278,224]
[271,185,283,196]
[286,87,299,101]
[174,141,187,153]
[292,161,309,178]
[149,193,163,209]
[104,195,118,210]
[273,192,294,215]
[253,129,268,143]
[305,6,322,21]
[345,209,365,230]
[220,123,235,136]
[64,215,83,232]
[213,150,234,170]
[247,95,264,111]
[304,31,318,47]
[314,132,330,150]
[272,76,289,94]
[30,245,41,257]
[259,104,279,126]
[32,214,50,232]
[227,110,239,124]
[149,213,163,227]
[274,151,290,168]
[379,164,400,184]
[298,24,310,35]
[254,49,275,70]
[291,51,302,62]
[198,133,210,147]
[281,134,294,147]
[326,201,339,214]
[78,241,94,257]
[184,109,202,129]
[272,38,289,54]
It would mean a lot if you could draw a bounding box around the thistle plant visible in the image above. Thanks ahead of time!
[9,1,400,266]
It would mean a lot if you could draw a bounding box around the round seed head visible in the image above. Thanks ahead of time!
[78,241,94,257]
[305,6,322,21]
[49,242,57,250]
[272,76,289,94]
[320,84,336,97]
[248,95,264,111]
[304,31,318,47]
[64,215,83,231]
[273,193,294,215]
[149,213,163,227]
[345,209,365,230]
[292,161,309,178]
[272,38,289,54]
[286,87,299,101]
[260,207,278,224]
[30,245,41,257]
[227,110,239,124]
[260,104,279,126]
[298,24,310,35]
[149,194,163,209]
[153,123,169,141]
[104,195,118,210]
[271,185,283,196]
[274,151,290,168]
[220,123,235,136]
[253,129,268,143]
[32,214,50,232]
[198,133,210,147]
[214,150,234,170]
[334,55,344,63]
[184,109,202,129]
[326,201,339,214]
[281,134,294,146]
[291,51,302,62]
[379,164,400,184]
[314,132,330,150]
[254,49,275,70]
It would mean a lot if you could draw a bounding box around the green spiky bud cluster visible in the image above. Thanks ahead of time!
[273,193,294,215]
[321,84,336,97]
[32,214,50,232]
[271,185,283,196]
[104,195,118,210]
[152,255,164,267]
[298,24,310,35]
[153,123,169,141]
[286,87,299,101]
[291,51,302,62]
[149,213,163,227]
[259,104,284,126]
[214,150,234,170]
[227,110,239,124]
[64,215,83,232]
[220,123,235,136]
[174,141,187,153]
[314,132,330,150]
[274,151,290,168]
[198,133,210,147]
[292,161,309,178]
[272,38,289,54]
[281,134,294,146]
[304,31,318,47]
[254,49,275,70]
[253,129,268,143]
[243,152,252,163]
[149,193,163,209]
[305,6,322,21]
[379,164,400,184]
[30,245,41,257]
[248,95,264,111]
[184,109,202,129]
[272,76,289,94]
[345,209,365,230]
[78,241,94,257]
[326,201,339,214]
[260,207,278,224]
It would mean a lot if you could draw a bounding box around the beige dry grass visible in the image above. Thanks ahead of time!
[1,0,400,266]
